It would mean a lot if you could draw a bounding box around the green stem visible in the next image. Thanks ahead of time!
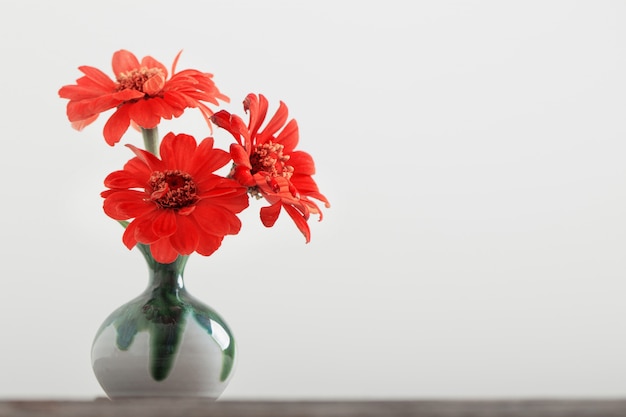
[141,127,159,156]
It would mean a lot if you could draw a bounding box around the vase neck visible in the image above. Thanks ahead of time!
[138,244,187,293]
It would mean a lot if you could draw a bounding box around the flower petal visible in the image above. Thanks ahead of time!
[194,232,224,257]
[128,100,161,129]
[102,190,149,219]
[160,133,197,172]
[260,202,281,228]
[103,106,131,146]
[152,210,177,238]
[150,238,179,264]
[112,50,141,76]
[193,203,242,236]
[169,216,199,255]
[283,203,311,243]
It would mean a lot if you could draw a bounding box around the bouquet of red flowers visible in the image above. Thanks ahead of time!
[59,49,329,264]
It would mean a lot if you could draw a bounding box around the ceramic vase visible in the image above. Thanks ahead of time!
[91,243,236,399]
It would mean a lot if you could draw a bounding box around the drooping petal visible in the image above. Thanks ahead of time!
[122,220,139,249]
[194,232,224,257]
[283,203,311,243]
[103,106,131,146]
[169,216,199,255]
[71,114,99,131]
[132,213,161,244]
[128,100,161,129]
[149,238,179,264]
[259,202,281,228]
[66,94,120,122]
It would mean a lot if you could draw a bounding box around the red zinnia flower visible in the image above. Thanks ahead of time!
[211,93,330,242]
[59,49,229,146]
[101,132,249,263]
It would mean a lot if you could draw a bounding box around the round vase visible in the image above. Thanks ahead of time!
[91,243,236,399]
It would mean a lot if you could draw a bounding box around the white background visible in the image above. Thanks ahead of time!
[0,0,625,400]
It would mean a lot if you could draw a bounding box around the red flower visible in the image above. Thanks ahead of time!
[59,50,229,146]
[101,132,249,263]
[211,93,330,242]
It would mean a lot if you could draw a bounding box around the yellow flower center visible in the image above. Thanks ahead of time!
[117,67,164,94]
[250,142,294,180]
[148,170,198,210]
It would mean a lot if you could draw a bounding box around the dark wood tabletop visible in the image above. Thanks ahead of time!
[1,399,626,417]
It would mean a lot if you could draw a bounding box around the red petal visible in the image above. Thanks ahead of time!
[258,100,288,142]
[102,190,149,219]
[133,214,161,244]
[122,220,139,249]
[170,50,183,76]
[149,238,179,264]
[194,233,224,257]
[103,106,131,146]
[190,138,231,176]
[245,94,269,139]
[289,151,316,175]
[104,161,150,189]
[260,202,281,227]
[197,186,249,212]
[152,210,177,238]
[143,73,165,95]
[193,204,242,236]
[112,50,141,76]
[71,114,99,131]
[169,216,199,255]
[126,144,165,172]
[275,119,299,151]
[112,89,144,101]
[142,54,168,78]
[232,165,255,187]
[283,203,311,243]
[229,143,251,168]
[128,100,161,129]
[160,133,197,171]
[66,94,119,122]
[77,66,117,89]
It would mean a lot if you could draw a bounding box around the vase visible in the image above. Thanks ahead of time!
[91,243,236,399]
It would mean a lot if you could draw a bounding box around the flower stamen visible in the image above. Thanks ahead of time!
[117,67,164,94]
[250,141,294,180]
[148,170,198,210]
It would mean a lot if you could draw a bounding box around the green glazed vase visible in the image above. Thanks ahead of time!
[91,243,236,399]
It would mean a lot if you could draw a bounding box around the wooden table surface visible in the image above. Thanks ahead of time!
[1,399,626,417]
